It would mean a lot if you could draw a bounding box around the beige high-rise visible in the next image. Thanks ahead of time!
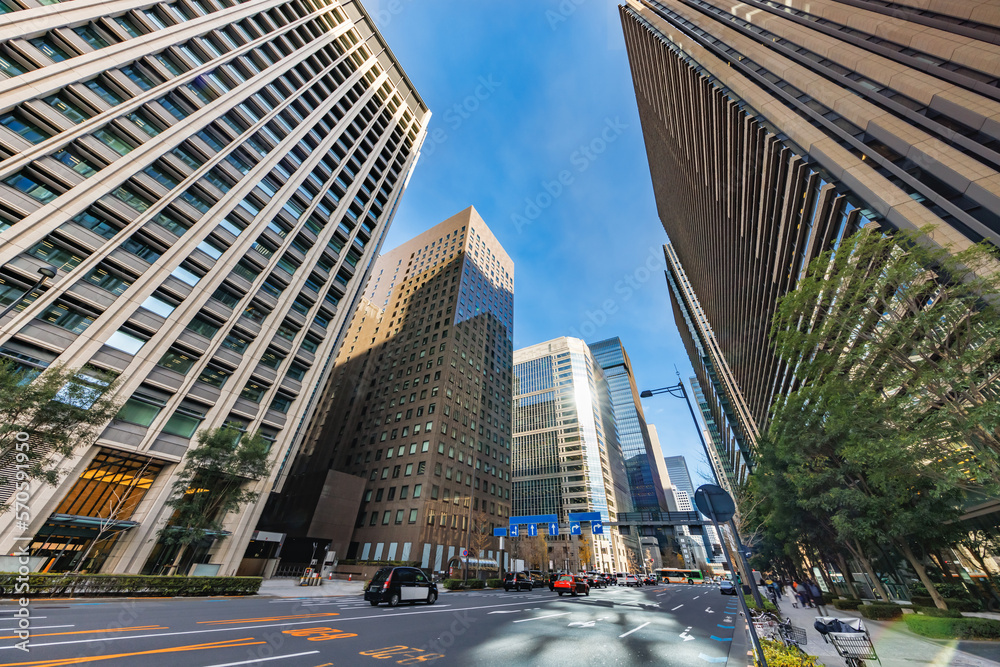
[0,0,428,576]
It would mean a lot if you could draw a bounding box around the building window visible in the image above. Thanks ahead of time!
[162,407,204,438]
[117,393,165,427]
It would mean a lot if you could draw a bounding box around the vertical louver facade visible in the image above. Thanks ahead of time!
[0,0,428,575]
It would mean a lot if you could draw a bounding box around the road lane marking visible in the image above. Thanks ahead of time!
[710,635,733,642]
[618,622,650,638]
[0,627,72,633]
[671,605,684,610]
[717,624,735,629]
[0,626,166,640]
[698,653,728,663]
[198,614,339,624]
[0,600,551,651]
[693,596,700,600]
[513,613,570,623]
[201,652,321,667]
[0,637,264,667]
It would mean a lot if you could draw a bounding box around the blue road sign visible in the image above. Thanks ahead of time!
[548,522,559,536]
[527,524,538,537]
[568,512,603,522]
[592,521,604,535]
[570,521,581,535]
[493,527,508,537]
[509,514,558,525]
[510,525,520,537]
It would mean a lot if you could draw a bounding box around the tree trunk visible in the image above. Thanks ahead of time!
[835,552,860,599]
[899,541,948,610]
[851,540,892,602]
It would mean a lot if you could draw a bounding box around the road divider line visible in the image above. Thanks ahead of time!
[618,622,650,638]
[671,605,684,610]
[0,627,73,633]
[0,637,264,667]
[201,650,321,667]
[0,626,166,641]
[513,613,570,623]
[198,613,339,624]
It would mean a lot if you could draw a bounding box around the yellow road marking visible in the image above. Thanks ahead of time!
[0,626,167,640]
[198,613,339,624]
[0,637,264,667]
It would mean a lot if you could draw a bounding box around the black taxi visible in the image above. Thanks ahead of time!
[364,566,438,607]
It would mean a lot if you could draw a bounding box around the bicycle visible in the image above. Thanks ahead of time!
[750,610,782,641]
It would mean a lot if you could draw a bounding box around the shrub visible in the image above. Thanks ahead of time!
[911,596,982,612]
[465,579,485,589]
[0,573,262,597]
[859,603,902,620]
[904,615,1000,640]
[822,592,839,604]
[486,578,503,589]
[832,598,862,610]
[757,639,820,667]
[912,606,963,618]
[441,579,464,590]
[744,595,778,612]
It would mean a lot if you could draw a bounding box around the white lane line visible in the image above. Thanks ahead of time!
[671,604,684,610]
[0,625,73,632]
[513,613,571,623]
[693,596,701,600]
[0,600,549,651]
[202,651,320,667]
[619,622,651,638]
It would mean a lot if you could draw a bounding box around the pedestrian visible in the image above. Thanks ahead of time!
[771,580,783,600]
[808,580,827,615]
[790,580,800,608]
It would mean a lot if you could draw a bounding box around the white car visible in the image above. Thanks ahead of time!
[624,574,641,587]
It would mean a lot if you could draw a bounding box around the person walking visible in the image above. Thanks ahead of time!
[808,580,827,615]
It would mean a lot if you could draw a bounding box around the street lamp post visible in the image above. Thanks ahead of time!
[639,380,765,609]
[0,266,57,322]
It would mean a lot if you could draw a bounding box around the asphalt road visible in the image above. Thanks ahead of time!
[0,582,740,666]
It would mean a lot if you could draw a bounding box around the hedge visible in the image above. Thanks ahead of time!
[910,596,983,612]
[833,598,862,610]
[0,573,262,597]
[912,606,963,618]
[822,592,839,604]
[486,578,503,589]
[441,579,464,590]
[758,639,820,667]
[744,595,778,613]
[859,603,902,620]
[465,579,485,589]
[904,615,1000,640]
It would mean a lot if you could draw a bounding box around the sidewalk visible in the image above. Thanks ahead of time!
[258,577,366,598]
[774,599,1000,667]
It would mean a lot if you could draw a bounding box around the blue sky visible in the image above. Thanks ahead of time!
[361,0,712,482]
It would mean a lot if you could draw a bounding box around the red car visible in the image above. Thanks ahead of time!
[553,574,590,597]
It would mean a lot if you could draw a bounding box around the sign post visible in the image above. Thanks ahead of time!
[695,484,768,667]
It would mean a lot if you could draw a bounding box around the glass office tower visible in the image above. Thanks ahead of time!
[0,0,429,575]
[513,337,633,573]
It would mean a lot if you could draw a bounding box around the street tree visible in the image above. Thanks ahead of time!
[578,538,594,572]
[0,361,122,512]
[157,425,271,572]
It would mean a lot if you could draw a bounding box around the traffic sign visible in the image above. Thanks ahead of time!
[462,549,469,557]
[592,521,604,535]
[548,522,559,536]
[510,525,520,537]
[527,524,538,537]
[570,521,581,535]
[493,527,508,537]
[694,484,736,523]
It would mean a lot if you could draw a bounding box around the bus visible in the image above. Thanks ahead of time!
[656,568,705,584]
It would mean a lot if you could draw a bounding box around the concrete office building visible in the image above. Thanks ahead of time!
[259,207,514,576]
[589,337,669,513]
[0,0,428,575]
[513,337,633,573]
[647,424,679,512]
[620,0,1000,483]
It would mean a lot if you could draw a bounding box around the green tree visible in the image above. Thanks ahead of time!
[157,426,271,570]
[0,360,122,512]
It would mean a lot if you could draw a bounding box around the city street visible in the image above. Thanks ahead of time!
[0,583,738,666]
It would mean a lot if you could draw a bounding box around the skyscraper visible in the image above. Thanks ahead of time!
[0,0,428,575]
[512,337,633,573]
[620,0,1000,481]
[260,206,514,575]
[589,336,668,512]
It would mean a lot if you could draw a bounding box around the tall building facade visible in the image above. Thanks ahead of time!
[512,337,633,573]
[589,337,669,512]
[260,207,514,575]
[0,0,429,575]
[620,0,1000,482]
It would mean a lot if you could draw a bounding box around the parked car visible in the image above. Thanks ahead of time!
[365,566,438,607]
[553,574,590,597]
[719,580,737,595]
[503,572,533,592]
[624,574,641,587]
